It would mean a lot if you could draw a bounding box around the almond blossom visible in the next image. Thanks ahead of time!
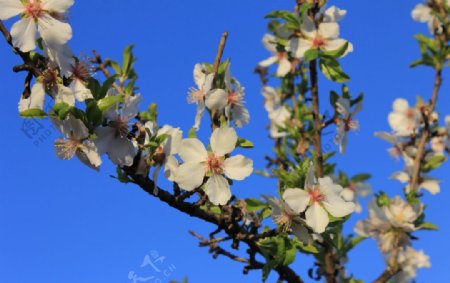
[18,81,46,113]
[42,42,75,78]
[263,195,310,244]
[355,197,422,253]
[150,125,182,183]
[262,86,291,138]
[0,0,74,52]
[412,0,450,34]
[51,115,101,170]
[175,126,253,205]
[340,181,372,213]
[259,34,291,77]
[187,64,215,130]
[288,16,353,59]
[68,61,93,102]
[388,98,422,137]
[391,154,441,195]
[393,247,431,283]
[335,97,362,153]
[95,94,141,167]
[283,164,355,233]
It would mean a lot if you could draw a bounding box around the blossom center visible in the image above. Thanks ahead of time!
[113,117,129,138]
[345,118,359,132]
[312,36,327,49]
[54,138,80,159]
[25,0,44,19]
[277,52,287,60]
[192,89,204,102]
[228,92,239,105]
[206,154,223,174]
[274,211,293,230]
[309,186,325,203]
[72,62,91,81]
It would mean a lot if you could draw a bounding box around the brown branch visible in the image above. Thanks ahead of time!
[91,50,124,94]
[0,20,41,77]
[213,32,229,74]
[125,170,303,283]
[309,59,324,178]
[409,67,442,191]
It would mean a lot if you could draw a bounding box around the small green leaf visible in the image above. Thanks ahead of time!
[351,174,371,183]
[237,138,254,148]
[319,57,350,82]
[423,155,446,172]
[53,102,71,120]
[97,95,123,112]
[188,128,197,138]
[419,222,439,231]
[321,42,350,59]
[245,198,267,212]
[304,49,319,62]
[20,109,47,118]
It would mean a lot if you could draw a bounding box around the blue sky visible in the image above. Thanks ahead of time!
[1,0,449,282]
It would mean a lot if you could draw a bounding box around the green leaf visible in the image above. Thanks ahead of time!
[237,138,254,148]
[109,60,121,75]
[418,222,439,231]
[265,10,299,27]
[53,103,71,120]
[423,155,446,172]
[321,42,349,59]
[295,240,319,254]
[304,49,319,62]
[319,57,350,82]
[122,45,135,77]
[351,174,371,183]
[330,90,339,107]
[345,236,366,252]
[86,100,103,129]
[97,95,123,112]
[245,198,267,212]
[20,109,47,118]
[86,78,101,99]
[415,34,437,55]
[99,76,117,99]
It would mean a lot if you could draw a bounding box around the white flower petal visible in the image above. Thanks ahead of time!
[193,100,205,130]
[223,155,253,180]
[108,137,137,167]
[204,174,231,205]
[305,203,329,233]
[420,179,440,195]
[323,6,346,22]
[122,94,142,120]
[65,116,89,140]
[391,171,410,183]
[176,162,206,191]
[318,22,339,39]
[0,0,23,20]
[11,17,36,52]
[259,56,278,67]
[76,140,102,170]
[55,84,75,106]
[179,138,208,163]
[43,43,75,77]
[301,17,317,38]
[72,80,93,102]
[262,34,277,53]
[393,98,409,112]
[283,188,310,214]
[277,58,291,77]
[42,0,74,13]
[323,196,355,218]
[210,126,238,156]
[38,14,72,47]
[19,82,45,112]
[163,155,179,182]
[205,89,228,110]
[412,4,432,22]
[288,38,312,59]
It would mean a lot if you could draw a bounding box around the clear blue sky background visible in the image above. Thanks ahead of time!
[1,0,449,282]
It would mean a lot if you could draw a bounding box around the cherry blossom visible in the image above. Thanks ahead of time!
[0,0,74,52]
[187,64,215,130]
[283,164,355,233]
[175,126,253,205]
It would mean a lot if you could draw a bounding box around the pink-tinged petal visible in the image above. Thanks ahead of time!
[204,174,231,205]
[11,17,36,52]
[223,155,253,180]
[178,138,208,163]
[210,126,238,156]
[305,203,329,234]
[283,188,310,214]
[0,0,23,20]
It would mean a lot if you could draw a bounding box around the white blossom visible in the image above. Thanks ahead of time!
[388,98,422,136]
[288,16,353,59]
[393,247,431,283]
[341,181,372,213]
[391,154,441,195]
[263,195,310,244]
[283,164,355,233]
[259,34,291,77]
[355,197,422,253]
[335,97,362,153]
[412,0,450,34]
[95,94,141,167]
[375,131,404,159]
[51,115,101,170]
[18,81,46,113]
[43,42,75,78]
[176,126,253,205]
[320,6,347,23]
[151,125,182,183]
[187,64,215,130]
[0,0,74,52]
[262,86,291,138]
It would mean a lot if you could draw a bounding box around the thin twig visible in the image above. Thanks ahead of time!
[91,50,124,94]
[213,32,229,74]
